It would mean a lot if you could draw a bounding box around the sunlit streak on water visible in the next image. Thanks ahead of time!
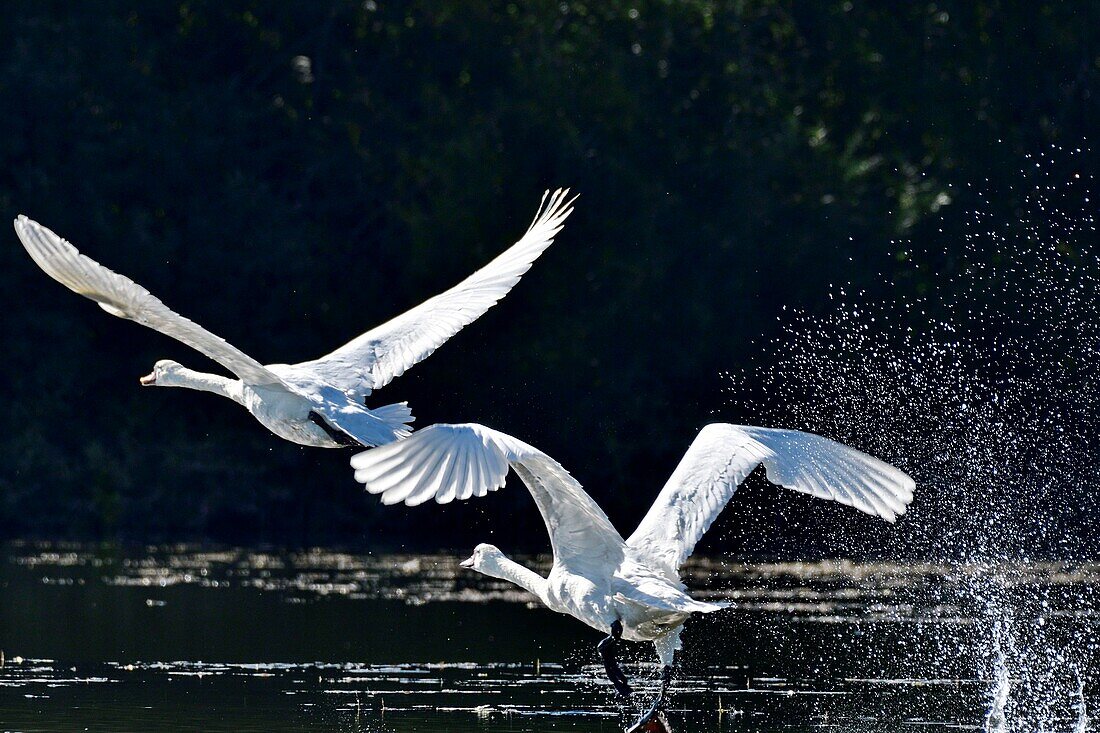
[3,545,1100,731]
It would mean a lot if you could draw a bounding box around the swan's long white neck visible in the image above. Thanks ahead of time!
[159,367,245,405]
[480,556,550,604]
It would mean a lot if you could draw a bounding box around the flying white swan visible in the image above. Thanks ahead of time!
[349,422,914,728]
[13,190,574,449]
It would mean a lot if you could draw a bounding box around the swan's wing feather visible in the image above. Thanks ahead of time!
[626,424,915,576]
[14,216,285,386]
[351,423,625,564]
[293,189,575,395]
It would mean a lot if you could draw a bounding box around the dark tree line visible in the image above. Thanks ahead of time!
[0,2,1095,551]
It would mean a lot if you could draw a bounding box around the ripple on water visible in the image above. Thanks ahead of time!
[2,544,1099,731]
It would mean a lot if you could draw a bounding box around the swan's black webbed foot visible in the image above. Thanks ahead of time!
[308,411,362,447]
[598,620,632,697]
[624,665,674,733]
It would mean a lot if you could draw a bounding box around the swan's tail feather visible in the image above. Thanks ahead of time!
[373,401,415,436]
[672,598,727,614]
[692,599,731,613]
[613,591,727,615]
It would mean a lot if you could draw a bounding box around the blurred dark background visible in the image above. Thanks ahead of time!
[0,2,1096,552]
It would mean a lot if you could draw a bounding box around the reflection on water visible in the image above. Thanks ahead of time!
[0,543,1096,731]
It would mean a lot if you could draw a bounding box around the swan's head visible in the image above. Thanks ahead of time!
[140,359,185,387]
[459,543,505,573]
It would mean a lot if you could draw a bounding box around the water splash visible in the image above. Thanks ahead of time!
[727,144,1099,729]
[985,619,1011,733]
[1074,671,1089,733]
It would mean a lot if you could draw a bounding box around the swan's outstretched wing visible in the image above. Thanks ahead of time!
[350,423,625,566]
[14,216,286,387]
[626,424,915,577]
[290,189,575,396]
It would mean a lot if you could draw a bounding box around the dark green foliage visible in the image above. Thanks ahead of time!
[0,2,1095,548]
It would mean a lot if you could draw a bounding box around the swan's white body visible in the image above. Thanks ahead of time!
[350,422,915,666]
[14,190,574,448]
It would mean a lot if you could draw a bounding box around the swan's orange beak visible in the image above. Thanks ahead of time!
[459,556,474,569]
[139,372,156,386]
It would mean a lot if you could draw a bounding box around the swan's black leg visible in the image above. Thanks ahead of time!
[597,620,632,697]
[659,663,673,697]
[624,665,675,733]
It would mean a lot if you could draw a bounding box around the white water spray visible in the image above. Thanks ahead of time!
[729,145,1099,728]
[985,619,1011,733]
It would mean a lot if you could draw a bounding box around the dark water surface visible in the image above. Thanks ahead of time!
[1,544,1096,732]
